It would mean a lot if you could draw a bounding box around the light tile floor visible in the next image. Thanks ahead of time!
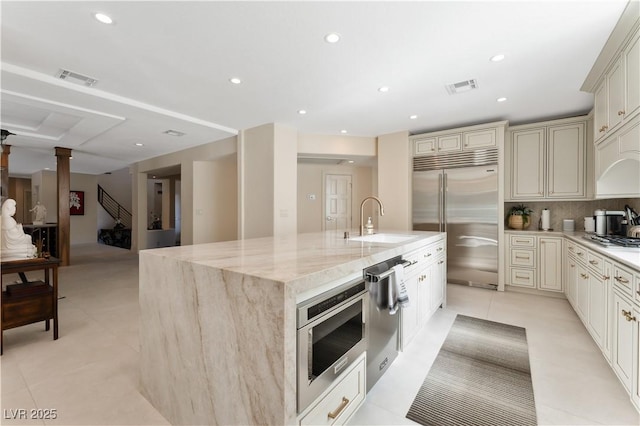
[349,284,640,426]
[1,244,638,425]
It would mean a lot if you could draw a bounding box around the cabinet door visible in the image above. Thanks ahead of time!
[625,30,640,119]
[511,128,545,199]
[594,81,608,143]
[417,267,431,327]
[576,264,589,322]
[400,273,419,350]
[414,137,436,156]
[539,237,562,291]
[430,258,445,313]
[566,256,577,307]
[547,123,585,198]
[608,57,625,133]
[463,129,496,149]
[437,134,462,152]
[632,305,640,410]
[587,273,607,351]
[612,292,634,393]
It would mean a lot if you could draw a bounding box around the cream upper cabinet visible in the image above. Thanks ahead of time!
[411,121,506,157]
[625,30,640,120]
[547,122,586,198]
[463,128,496,149]
[508,117,587,200]
[412,134,461,156]
[510,128,545,199]
[592,28,640,144]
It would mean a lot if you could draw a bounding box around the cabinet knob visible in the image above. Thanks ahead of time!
[614,276,630,284]
[603,276,610,280]
[580,273,589,279]
[622,309,637,322]
[603,125,608,131]
[589,260,598,265]
[618,110,625,116]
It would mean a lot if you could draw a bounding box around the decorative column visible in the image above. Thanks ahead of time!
[1,144,11,207]
[55,147,72,266]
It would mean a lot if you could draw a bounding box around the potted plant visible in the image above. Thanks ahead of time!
[507,204,533,229]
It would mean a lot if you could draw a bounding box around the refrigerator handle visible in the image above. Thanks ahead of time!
[442,173,447,232]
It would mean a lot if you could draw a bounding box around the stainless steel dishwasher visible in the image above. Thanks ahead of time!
[364,255,409,392]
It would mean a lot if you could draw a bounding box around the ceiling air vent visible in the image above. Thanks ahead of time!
[56,69,98,87]
[445,79,478,95]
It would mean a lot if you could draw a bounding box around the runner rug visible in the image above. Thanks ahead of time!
[406,314,537,426]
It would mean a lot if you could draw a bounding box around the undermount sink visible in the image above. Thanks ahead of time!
[349,233,417,244]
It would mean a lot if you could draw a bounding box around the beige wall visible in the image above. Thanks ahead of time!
[133,136,236,250]
[193,156,238,244]
[240,123,297,239]
[69,173,99,245]
[297,163,375,234]
[377,130,411,231]
[298,133,376,157]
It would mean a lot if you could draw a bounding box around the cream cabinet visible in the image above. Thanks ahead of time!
[298,353,366,426]
[400,238,446,350]
[507,117,587,200]
[612,290,635,393]
[564,236,640,412]
[411,121,505,157]
[506,233,562,293]
[593,28,640,144]
[412,134,461,155]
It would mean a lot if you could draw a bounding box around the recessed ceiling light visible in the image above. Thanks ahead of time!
[135,143,144,147]
[490,54,505,62]
[94,12,113,24]
[348,160,354,164]
[229,77,242,84]
[163,130,185,137]
[341,130,348,134]
[44,167,50,170]
[409,115,418,120]
[378,86,390,93]
[324,33,341,43]
[298,110,307,115]
[497,97,507,102]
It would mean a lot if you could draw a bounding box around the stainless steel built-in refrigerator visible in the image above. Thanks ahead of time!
[412,149,498,288]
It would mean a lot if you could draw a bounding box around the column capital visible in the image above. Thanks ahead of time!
[54,147,72,158]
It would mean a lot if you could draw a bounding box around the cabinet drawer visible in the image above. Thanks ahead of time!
[299,355,365,426]
[586,251,604,275]
[613,265,634,298]
[510,235,536,248]
[510,268,536,288]
[510,249,535,267]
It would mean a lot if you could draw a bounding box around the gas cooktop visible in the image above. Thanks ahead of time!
[583,234,640,248]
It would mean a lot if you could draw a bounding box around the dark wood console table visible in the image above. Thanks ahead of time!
[1,257,60,355]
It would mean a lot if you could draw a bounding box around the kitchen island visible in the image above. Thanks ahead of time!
[139,230,444,425]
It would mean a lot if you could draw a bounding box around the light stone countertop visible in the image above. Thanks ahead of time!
[140,230,444,296]
[505,229,640,272]
[138,230,445,426]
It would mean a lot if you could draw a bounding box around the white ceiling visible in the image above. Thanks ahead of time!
[0,0,630,176]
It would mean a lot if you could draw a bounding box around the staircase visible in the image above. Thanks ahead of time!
[98,184,132,228]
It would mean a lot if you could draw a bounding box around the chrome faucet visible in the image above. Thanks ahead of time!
[360,196,385,236]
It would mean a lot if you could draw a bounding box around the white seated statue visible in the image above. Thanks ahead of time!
[1,199,37,261]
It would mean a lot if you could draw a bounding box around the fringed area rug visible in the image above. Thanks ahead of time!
[406,315,537,426]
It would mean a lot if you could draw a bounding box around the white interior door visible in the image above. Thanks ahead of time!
[324,174,352,232]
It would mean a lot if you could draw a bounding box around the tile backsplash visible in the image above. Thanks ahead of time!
[505,198,640,232]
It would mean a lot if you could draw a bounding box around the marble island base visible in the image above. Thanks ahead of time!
[139,230,443,425]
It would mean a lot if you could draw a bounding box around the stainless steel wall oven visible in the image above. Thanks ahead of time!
[296,277,368,412]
